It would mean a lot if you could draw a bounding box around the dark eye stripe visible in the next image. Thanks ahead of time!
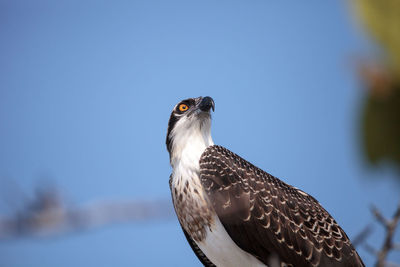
[166,98,197,154]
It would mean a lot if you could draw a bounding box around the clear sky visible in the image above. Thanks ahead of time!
[0,1,399,266]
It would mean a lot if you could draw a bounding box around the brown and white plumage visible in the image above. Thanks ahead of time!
[166,96,364,267]
[200,145,364,267]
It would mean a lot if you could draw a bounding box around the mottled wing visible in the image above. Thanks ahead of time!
[169,175,216,267]
[199,145,364,267]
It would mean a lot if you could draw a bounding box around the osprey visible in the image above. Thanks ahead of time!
[166,96,364,267]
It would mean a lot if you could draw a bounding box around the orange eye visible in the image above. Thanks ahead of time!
[178,104,189,112]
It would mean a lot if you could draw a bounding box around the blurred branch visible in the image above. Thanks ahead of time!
[0,184,174,240]
[357,203,400,267]
[373,202,400,267]
[372,205,391,227]
[352,224,373,248]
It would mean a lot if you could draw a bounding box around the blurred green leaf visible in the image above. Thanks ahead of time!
[355,0,400,76]
[352,0,400,172]
[362,85,400,167]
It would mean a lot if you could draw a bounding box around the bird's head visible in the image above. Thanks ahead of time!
[166,96,215,165]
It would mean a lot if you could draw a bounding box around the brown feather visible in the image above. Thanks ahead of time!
[199,145,365,267]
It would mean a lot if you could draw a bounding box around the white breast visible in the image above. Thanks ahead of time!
[196,215,267,267]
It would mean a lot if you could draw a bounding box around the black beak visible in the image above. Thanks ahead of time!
[199,96,215,112]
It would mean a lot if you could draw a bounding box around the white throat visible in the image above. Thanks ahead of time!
[169,114,214,170]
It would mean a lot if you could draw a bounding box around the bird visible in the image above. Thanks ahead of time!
[166,96,365,267]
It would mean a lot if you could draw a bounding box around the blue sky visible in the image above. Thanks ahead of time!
[0,1,399,266]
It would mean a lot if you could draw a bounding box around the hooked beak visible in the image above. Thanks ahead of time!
[198,96,215,112]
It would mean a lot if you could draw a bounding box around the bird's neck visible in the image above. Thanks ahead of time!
[169,123,214,242]
[170,122,214,171]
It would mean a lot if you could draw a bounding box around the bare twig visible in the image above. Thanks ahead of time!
[352,224,373,248]
[363,242,378,257]
[0,185,174,240]
[372,202,400,267]
[371,205,390,227]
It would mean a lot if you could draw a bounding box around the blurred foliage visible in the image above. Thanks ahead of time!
[354,0,400,76]
[352,0,400,171]
[363,88,400,166]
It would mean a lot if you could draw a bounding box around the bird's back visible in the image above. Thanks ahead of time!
[199,145,365,267]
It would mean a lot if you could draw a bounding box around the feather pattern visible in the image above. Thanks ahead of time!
[199,145,365,267]
[169,175,215,267]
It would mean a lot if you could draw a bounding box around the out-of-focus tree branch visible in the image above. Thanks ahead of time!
[372,203,400,267]
[352,224,373,248]
[0,184,174,240]
[355,202,400,267]
[347,1,400,263]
